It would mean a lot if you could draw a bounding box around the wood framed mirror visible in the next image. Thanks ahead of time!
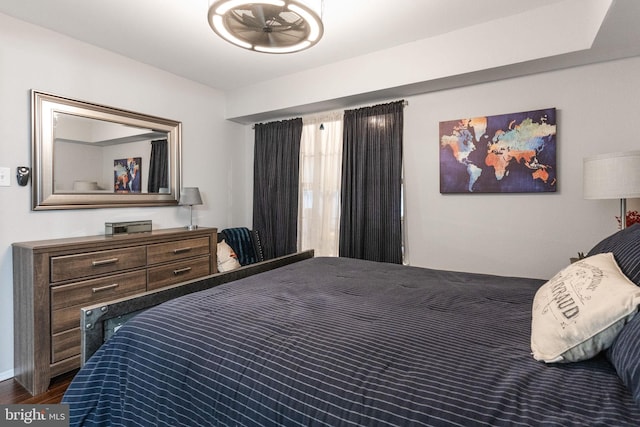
[31,90,182,210]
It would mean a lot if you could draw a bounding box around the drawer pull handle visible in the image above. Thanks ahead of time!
[92,258,119,267]
[92,283,119,293]
[173,267,192,275]
[173,247,192,254]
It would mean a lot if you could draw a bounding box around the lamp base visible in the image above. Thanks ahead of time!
[185,205,198,230]
[620,198,627,230]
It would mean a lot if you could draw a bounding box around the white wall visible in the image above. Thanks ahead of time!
[0,14,248,380]
[403,56,640,280]
[239,56,640,282]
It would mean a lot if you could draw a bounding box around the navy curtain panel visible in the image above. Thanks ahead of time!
[147,139,168,193]
[339,101,404,264]
[253,118,303,260]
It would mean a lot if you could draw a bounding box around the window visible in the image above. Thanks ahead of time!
[297,101,405,263]
[298,113,343,256]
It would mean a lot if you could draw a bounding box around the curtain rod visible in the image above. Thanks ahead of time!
[252,99,408,128]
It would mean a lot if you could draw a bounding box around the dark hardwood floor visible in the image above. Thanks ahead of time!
[0,371,76,404]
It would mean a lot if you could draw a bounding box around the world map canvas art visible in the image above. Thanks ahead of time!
[439,108,557,193]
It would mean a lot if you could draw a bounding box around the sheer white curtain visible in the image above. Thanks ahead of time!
[298,112,343,256]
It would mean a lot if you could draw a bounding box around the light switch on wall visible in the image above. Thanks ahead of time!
[0,167,10,186]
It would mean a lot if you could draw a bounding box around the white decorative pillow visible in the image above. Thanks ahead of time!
[217,240,241,272]
[531,252,640,363]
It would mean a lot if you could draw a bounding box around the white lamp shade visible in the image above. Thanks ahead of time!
[583,151,640,199]
[179,187,203,206]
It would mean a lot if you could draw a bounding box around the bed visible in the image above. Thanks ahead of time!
[62,226,640,426]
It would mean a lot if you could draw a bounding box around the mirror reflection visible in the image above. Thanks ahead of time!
[32,90,182,210]
[53,113,169,194]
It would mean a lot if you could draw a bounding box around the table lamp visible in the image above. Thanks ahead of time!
[179,187,203,230]
[584,151,640,229]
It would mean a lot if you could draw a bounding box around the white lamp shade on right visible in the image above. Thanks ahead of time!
[583,151,640,200]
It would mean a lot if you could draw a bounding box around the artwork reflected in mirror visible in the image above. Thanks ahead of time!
[114,157,142,193]
[32,90,181,209]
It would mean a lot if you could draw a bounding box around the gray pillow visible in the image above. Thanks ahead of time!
[588,223,640,286]
[606,313,640,404]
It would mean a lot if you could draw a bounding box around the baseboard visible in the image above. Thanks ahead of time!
[0,368,14,382]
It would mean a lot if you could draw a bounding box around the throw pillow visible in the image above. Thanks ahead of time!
[531,252,640,363]
[217,239,241,272]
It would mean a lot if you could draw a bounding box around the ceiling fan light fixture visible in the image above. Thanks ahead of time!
[287,3,320,42]
[254,40,311,54]
[211,15,253,49]
[208,0,324,54]
[215,0,285,15]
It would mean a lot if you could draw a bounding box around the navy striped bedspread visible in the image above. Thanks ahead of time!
[62,257,640,426]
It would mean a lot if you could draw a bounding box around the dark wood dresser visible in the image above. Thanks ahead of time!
[12,227,217,396]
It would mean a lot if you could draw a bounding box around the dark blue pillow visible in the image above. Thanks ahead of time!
[588,224,640,286]
[606,312,640,403]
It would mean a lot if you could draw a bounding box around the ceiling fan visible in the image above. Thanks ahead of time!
[208,0,324,54]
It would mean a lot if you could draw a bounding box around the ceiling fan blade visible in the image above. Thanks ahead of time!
[249,5,268,27]
[240,16,264,30]
[266,30,304,45]
[273,13,303,27]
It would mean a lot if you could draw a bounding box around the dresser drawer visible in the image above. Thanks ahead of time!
[51,247,146,282]
[51,328,80,364]
[147,237,210,265]
[147,255,211,291]
[51,271,147,334]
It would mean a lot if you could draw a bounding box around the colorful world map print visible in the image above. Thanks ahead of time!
[439,108,557,193]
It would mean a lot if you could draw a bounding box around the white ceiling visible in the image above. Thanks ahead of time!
[1,0,640,122]
[0,0,579,91]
